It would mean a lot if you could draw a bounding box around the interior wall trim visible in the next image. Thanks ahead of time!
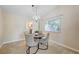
[0,39,25,48]
[0,43,3,48]
[51,40,79,53]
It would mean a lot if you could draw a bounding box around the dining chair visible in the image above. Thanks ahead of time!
[25,34,39,54]
[39,33,49,50]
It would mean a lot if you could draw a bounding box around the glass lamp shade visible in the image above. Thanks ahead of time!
[33,15,40,21]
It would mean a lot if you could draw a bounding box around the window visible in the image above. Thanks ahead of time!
[45,15,62,32]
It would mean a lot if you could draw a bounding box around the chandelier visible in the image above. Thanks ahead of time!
[32,5,40,22]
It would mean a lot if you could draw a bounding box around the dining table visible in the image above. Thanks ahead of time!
[33,34,44,49]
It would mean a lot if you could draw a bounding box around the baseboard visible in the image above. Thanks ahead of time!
[51,40,79,53]
[0,39,25,48]
[0,43,3,48]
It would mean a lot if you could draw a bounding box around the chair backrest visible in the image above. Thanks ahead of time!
[25,34,39,46]
[25,34,33,44]
[42,33,49,42]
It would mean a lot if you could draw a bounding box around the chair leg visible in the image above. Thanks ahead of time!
[39,43,48,50]
[33,48,39,54]
[46,43,48,49]
[33,44,39,54]
[26,47,30,54]
[26,44,39,54]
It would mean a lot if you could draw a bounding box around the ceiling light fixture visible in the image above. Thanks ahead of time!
[32,5,40,22]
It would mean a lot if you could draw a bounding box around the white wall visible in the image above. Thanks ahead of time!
[0,8,3,45]
[1,6,79,51]
[40,6,79,50]
[2,9,40,44]
[2,11,26,43]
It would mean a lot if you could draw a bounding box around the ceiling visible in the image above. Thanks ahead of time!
[0,5,57,17]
